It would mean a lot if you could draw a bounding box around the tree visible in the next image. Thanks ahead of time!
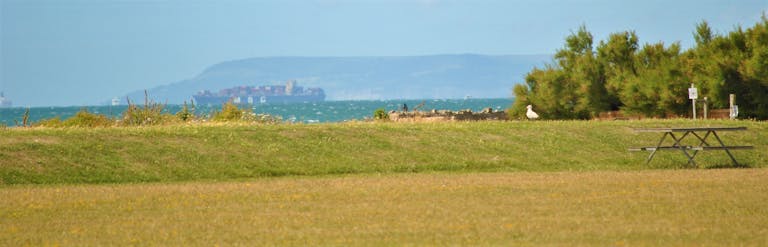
[694,21,713,46]
[620,42,687,117]
[511,17,768,120]
[597,31,639,111]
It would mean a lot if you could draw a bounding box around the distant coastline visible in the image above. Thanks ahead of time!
[116,54,546,106]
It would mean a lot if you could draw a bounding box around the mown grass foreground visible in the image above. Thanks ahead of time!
[1,120,766,184]
[2,169,767,246]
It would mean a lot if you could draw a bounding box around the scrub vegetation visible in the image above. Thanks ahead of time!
[29,93,281,128]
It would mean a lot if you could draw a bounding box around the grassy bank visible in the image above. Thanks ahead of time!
[1,120,766,185]
[2,169,766,245]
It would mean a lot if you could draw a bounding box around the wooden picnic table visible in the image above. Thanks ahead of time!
[629,127,753,167]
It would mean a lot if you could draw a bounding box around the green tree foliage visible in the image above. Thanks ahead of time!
[513,16,768,119]
[597,31,639,108]
[512,25,611,119]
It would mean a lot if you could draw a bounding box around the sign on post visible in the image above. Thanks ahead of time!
[688,87,698,99]
[689,84,697,119]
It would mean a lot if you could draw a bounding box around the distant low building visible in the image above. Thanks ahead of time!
[193,80,325,105]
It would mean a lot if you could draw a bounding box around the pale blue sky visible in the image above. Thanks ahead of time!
[1,0,766,106]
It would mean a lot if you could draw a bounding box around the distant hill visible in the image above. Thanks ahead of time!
[119,54,549,104]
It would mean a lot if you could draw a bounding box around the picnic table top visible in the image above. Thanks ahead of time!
[632,126,748,133]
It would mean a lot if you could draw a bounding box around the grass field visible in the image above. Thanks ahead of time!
[1,120,766,245]
[1,120,766,185]
[2,169,766,246]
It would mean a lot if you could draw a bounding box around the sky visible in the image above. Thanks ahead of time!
[1,0,766,107]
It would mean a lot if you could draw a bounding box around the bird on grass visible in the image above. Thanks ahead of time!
[526,105,539,120]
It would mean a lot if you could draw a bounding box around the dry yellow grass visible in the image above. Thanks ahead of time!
[2,169,767,246]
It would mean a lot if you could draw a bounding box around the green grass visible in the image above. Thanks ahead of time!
[2,120,766,245]
[2,169,766,246]
[1,120,766,185]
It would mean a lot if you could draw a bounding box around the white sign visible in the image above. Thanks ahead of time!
[688,87,698,99]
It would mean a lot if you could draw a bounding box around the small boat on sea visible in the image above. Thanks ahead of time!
[0,92,12,108]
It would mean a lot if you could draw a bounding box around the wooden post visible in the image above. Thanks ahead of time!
[703,97,708,119]
[692,99,697,119]
[729,94,735,120]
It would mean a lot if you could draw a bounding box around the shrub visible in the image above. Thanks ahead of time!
[374,108,389,120]
[33,117,64,127]
[210,102,282,124]
[211,102,243,122]
[62,109,114,127]
[176,101,195,122]
[122,90,170,126]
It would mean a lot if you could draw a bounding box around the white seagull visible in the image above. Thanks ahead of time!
[526,105,540,120]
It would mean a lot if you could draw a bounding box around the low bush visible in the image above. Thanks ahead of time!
[211,102,243,122]
[62,109,114,127]
[33,117,64,127]
[374,108,389,120]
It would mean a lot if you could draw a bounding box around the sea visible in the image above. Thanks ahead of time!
[0,98,514,127]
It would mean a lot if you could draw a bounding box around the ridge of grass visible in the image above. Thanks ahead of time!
[1,119,765,185]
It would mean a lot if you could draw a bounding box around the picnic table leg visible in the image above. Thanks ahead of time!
[646,132,669,164]
[670,132,697,167]
[712,131,740,166]
[689,131,713,161]
[691,131,711,146]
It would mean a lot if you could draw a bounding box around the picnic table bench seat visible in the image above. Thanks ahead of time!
[629,146,754,151]
[629,126,753,167]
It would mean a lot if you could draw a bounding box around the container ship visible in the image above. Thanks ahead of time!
[193,80,325,106]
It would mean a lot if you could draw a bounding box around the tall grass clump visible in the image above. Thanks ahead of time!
[13,108,31,127]
[176,101,196,122]
[122,90,174,126]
